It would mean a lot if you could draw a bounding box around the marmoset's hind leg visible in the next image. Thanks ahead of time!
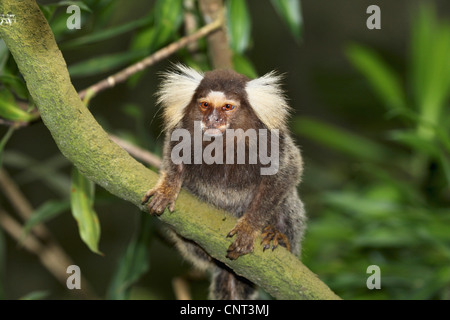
[167,191,305,300]
[209,264,257,300]
[167,229,214,272]
[168,229,258,299]
[211,192,306,300]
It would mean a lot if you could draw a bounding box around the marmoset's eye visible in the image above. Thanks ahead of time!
[223,104,235,111]
[200,101,210,109]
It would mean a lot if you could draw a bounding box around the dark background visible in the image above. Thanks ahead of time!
[1,0,449,300]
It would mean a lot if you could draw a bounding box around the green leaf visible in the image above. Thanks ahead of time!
[42,1,92,35]
[70,167,102,255]
[39,4,57,22]
[360,163,426,206]
[22,200,71,239]
[107,214,153,299]
[227,0,252,54]
[20,291,50,300]
[232,53,258,79]
[68,50,146,77]
[411,5,435,109]
[15,157,71,193]
[390,130,450,185]
[0,88,34,122]
[121,104,143,120]
[149,0,183,51]
[0,74,29,100]
[305,214,356,242]
[86,0,117,28]
[49,12,73,38]
[53,1,92,13]
[390,130,441,158]
[270,0,303,41]
[0,39,9,75]
[355,227,418,248]
[126,27,156,86]
[2,152,71,197]
[294,117,391,163]
[411,5,450,140]
[126,0,182,85]
[61,15,150,49]
[346,44,407,114]
[126,8,158,50]
[129,25,156,52]
[409,267,450,300]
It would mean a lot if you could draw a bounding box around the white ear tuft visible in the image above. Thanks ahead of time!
[156,64,204,131]
[245,71,291,130]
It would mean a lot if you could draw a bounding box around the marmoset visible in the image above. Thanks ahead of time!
[142,64,306,299]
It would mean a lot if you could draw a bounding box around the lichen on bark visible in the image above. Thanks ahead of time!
[0,0,340,300]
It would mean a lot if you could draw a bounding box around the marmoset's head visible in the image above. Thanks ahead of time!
[156,64,291,134]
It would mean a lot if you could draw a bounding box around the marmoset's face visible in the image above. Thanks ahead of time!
[187,69,257,136]
[197,90,239,136]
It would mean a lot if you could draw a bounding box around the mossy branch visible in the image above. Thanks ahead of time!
[0,0,340,300]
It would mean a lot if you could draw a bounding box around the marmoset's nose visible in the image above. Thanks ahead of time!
[205,109,223,127]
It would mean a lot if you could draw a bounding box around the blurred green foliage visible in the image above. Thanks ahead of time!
[0,0,449,300]
[106,213,153,300]
[299,4,450,300]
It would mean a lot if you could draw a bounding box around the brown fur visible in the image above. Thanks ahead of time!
[143,67,307,300]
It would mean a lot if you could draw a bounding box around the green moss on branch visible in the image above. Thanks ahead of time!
[0,0,340,300]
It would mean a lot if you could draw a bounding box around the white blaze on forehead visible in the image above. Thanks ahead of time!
[207,90,226,100]
[201,90,227,106]
[200,90,240,109]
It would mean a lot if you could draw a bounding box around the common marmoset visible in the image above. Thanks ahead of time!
[142,64,306,299]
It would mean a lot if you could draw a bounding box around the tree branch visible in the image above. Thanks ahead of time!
[0,207,98,299]
[0,169,98,299]
[78,15,223,101]
[108,134,161,169]
[0,0,340,300]
[199,0,233,69]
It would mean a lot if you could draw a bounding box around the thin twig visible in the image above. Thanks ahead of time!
[1,13,218,168]
[0,0,341,299]
[198,0,232,69]
[0,170,34,220]
[183,0,200,54]
[0,169,98,299]
[0,208,98,299]
[78,16,224,101]
[0,119,20,127]
[172,276,192,300]
[109,134,161,169]
[1,17,222,127]
[0,3,219,301]
[0,169,59,242]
